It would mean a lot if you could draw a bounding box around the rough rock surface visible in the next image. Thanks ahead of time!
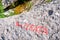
[0,0,60,40]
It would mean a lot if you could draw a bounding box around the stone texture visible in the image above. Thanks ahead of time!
[0,0,60,40]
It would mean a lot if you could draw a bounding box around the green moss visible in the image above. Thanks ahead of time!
[45,0,52,2]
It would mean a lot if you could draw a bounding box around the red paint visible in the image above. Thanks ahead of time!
[15,22,48,35]
[24,23,30,30]
[15,21,20,26]
[15,21,22,28]
[29,24,35,31]
[35,26,43,34]
[42,27,48,35]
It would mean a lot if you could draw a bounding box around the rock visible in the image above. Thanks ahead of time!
[48,10,53,15]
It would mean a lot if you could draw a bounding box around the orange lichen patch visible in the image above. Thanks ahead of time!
[14,3,28,14]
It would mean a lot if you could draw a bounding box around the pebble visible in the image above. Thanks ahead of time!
[55,12,59,16]
[1,36,5,40]
[48,10,53,15]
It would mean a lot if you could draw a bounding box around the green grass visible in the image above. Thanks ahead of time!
[0,0,4,13]
[0,0,6,18]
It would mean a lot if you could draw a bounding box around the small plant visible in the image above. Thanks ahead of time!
[0,0,6,18]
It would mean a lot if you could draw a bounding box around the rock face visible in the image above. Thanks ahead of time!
[2,0,17,8]
[0,0,60,40]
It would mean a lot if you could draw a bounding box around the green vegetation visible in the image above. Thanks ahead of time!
[0,0,14,18]
[45,0,52,2]
[0,0,6,18]
[0,0,4,13]
[26,1,33,11]
[9,11,15,16]
[0,0,32,18]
